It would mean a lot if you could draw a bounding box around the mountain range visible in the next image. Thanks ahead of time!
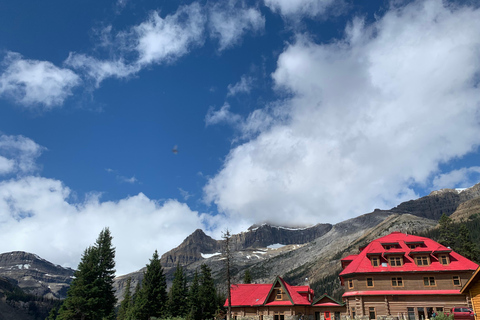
[1,183,480,319]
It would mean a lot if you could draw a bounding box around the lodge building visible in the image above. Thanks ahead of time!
[340,232,478,320]
[226,232,478,320]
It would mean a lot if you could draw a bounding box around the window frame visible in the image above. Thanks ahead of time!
[415,255,430,266]
[348,279,354,289]
[439,254,450,265]
[391,277,404,287]
[389,256,403,267]
[423,276,436,287]
[371,256,379,267]
[366,277,374,287]
[369,307,376,320]
[452,275,461,286]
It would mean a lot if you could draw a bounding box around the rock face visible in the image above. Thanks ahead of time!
[0,251,74,299]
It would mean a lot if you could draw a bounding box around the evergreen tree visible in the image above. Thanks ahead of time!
[243,270,252,284]
[439,213,455,247]
[46,306,58,320]
[133,250,168,320]
[199,264,217,320]
[456,224,479,261]
[187,270,201,320]
[117,277,132,320]
[168,262,188,317]
[57,228,117,320]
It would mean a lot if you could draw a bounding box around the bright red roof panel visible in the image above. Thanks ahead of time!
[340,232,478,276]
[343,290,462,297]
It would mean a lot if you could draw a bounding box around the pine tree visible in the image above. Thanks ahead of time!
[187,270,201,320]
[133,250,168,320]
[168,262,188,317]
[199,264,217,320]
[243,270,252,284]
[117,277,132,320]
[456,224,479,261]
[46,306,58,320]
[57,228,117,320]
[439,213,455,247]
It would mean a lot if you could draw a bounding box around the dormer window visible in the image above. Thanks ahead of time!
[389,256,403,267]
[415,255,430,266]
[371,257,379,267]
[438,254,450,265]
[348,279,354,289]
[406,241,425,249]
[382,243,400,250]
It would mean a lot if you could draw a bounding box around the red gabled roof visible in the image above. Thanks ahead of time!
[340,232,478,277]
[225,277,312,307]
[312,294,344,307]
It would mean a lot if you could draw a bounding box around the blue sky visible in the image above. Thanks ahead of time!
[1,0,480,275]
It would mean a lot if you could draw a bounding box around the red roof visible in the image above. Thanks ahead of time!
[343,290,462,297]
[225,277,313,307]
[340,232,478,277]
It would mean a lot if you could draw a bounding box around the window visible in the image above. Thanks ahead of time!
[439,254,450,265]
[275,289,283,300]
[415,255,430,266]
[392,277,403,287]
[453,276,461,286]
[348,279,354,289]
[389,256,403,266]
[371,257,379,267]
[423,277,436,286]
[369,307,376,319]
[351,308,356,318]
[436,308,443,313]
[367,278,374,287]
[274,314,284,320]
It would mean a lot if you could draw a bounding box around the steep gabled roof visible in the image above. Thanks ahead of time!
[225,276,312,307]
[312,294,344,307]
[340,232,478,277]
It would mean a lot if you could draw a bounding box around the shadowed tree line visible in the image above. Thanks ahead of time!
[44,228,224,320]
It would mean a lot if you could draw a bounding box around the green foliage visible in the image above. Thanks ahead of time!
[417,213,480,263]
[310,271,344,302]
[187,270,201,320]
[133,250,168,320]
[168,263,188,318]
[433,312,453,320]
[57,227,117,320]
[117,277,132,320]
[199,264,217,320]
[243,269,252,284]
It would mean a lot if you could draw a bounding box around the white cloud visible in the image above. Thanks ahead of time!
[209,0,265,51]
[227,75,254,96]
[264,0,338,18]
[205,103,242,127]
[0,175,208,275]
[133,3,206,66]
[0,52,81,109]
[0,135,45,175]
[432,167,480,190]
[204,0,480,226]
[65,54,139,88]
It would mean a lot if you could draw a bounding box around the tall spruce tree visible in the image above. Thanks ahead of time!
[199,264,217,320]
[133,250,168,320]
[187,270,201,320]
[117,277,132,320]
[243,270,252,284]
[57,228,117,320]
[439,213,455,247]
[168,262,188,317]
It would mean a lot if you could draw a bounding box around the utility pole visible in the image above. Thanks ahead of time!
[222,229,232,320]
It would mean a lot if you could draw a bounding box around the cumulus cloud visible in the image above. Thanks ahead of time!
[0,52,80,109]
[432,167,480,190]
[264,0,338,18]
[132,3,206,66]
[209,0,265,51]
[0,175,207,275]
[204,0,480,226]
[0,135,45,175]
